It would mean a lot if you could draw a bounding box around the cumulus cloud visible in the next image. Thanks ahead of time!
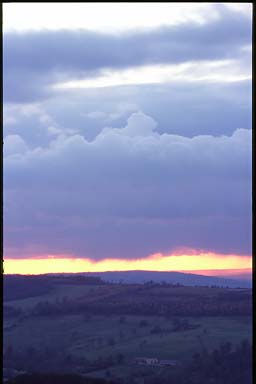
[84,104,138,123]
[101,111,157,138]
[4,112,252,259]
[4,134,29,156]
[5,80,251,149]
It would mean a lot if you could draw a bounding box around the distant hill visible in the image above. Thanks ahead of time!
[81,270,251,288]
[3,274,105,301]
[3,274,54,301]
[184,268,252,281]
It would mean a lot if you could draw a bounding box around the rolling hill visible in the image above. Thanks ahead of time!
[81,270,251,288]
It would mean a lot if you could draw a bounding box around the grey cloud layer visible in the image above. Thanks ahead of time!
[4,81,252,150]
[4,6,251,102]
[3,5,252,261]
[4,112,252,259]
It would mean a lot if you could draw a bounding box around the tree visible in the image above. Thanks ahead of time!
[119,316,126,324]
[116,353,125,364]
[107,337,115,346]
[139,319,149,327]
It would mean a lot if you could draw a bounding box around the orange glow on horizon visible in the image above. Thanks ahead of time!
[3,252,252,275]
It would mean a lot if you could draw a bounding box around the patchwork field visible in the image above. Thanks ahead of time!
[3,274,252,383]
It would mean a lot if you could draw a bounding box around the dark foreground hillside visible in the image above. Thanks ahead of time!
[5,373,113,384]
[4,274,252,318]
[5,340,252,384]
[3,274,252,384]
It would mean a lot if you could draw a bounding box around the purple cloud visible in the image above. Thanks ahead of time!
[3,6,251,102]
[4,112,252,259]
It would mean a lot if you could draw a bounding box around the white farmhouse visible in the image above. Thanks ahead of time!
[134,357,159,365]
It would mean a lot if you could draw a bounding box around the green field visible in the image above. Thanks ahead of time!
[6,284,103,309]
[3,276,252,382]
[4,313,251,360]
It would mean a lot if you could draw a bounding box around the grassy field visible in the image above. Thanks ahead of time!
[3,277,252,382]
[5,284,104,309]
[4,313,252,361]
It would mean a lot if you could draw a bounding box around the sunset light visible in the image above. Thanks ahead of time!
[3,4,252,383]
[4,252,252,275]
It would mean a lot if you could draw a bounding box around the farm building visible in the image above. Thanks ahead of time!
[134,357,159,365]
[159,359,177,366]
[134,357,178,367]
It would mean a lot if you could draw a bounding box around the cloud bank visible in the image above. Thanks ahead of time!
[3,4,252,264]
[3,6,252,102]
[4,112,252,259]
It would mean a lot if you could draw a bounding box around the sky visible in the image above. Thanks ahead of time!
[3,3,252,275]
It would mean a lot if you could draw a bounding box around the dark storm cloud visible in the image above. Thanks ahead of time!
[4,112,252,259]
[3,6,251,102]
